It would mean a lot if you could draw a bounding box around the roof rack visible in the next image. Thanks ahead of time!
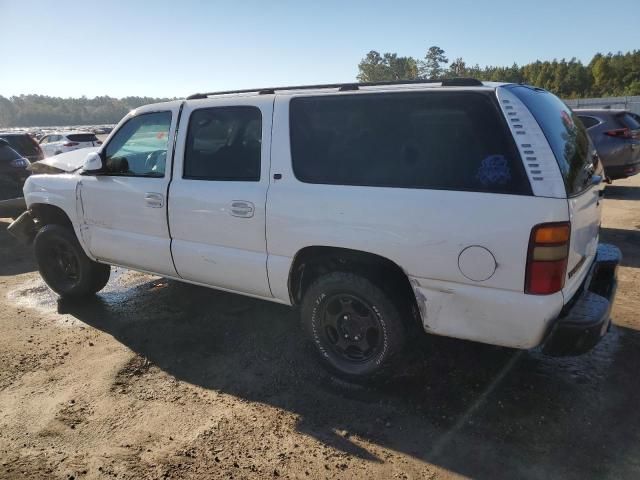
[186,78,483,100]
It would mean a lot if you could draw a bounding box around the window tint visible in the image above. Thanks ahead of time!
[184,107,261,181]
[578,116,600,129]
[0,135,40,155]
[0,144,22,162]
[67,133,98,142]
[621,113,640,130]
[289,92,530,194]
[104,111,172,177]
[509,85,593,196]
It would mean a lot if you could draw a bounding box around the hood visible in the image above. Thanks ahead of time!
[28,147,100,174]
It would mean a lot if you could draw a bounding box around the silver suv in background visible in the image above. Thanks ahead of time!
[575,109,640,181]
[39,131,103,157]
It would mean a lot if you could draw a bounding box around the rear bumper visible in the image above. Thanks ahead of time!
[542,243,621,356]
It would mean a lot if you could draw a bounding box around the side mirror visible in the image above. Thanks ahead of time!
[82,152,103,173]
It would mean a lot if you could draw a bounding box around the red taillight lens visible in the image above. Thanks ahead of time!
[525,222,570,295]
[604,128,632,139]
[63,142,79,147]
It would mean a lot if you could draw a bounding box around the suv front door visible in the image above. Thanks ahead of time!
[168,95,273,298]
[78,104,180,276]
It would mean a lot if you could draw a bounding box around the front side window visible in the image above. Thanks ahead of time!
[104,111,172,177]
[289,92,530,194]
[183,106,262,181]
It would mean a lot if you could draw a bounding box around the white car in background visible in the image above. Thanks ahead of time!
[39,131,102,157]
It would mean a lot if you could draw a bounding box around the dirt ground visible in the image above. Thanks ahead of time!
[0,176,639,480]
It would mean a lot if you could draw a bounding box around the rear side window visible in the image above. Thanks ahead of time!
[0,135,40,155]
[67,133,98,142]
[289,92,530,195]
[184,107,262,181]
[578,116,600,129]
[0,144,22,161]
[620,113,640,130]
[509,86,593,196]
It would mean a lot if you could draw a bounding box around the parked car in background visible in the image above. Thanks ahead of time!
[574,109,640,180]
[0,138,30,202]
[39,131,102,157]
[0,132,44,163]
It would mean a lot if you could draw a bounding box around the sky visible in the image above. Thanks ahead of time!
[1,0,638,99]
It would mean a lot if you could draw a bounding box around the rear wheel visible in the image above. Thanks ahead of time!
[34,225,110,298]
[301,272,406,381]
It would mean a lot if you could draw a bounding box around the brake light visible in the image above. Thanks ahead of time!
[525,222,570,295]
[63,142,79,147]
[604,128,632,139]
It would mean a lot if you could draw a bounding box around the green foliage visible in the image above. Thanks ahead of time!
[358,47,640,99]
[420,46,449,79]
[357,51,419,82]
[0,95,174,128]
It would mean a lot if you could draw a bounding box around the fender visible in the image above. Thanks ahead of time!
[23,173,96,260]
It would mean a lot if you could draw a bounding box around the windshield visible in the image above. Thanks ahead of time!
[0,134,40,156]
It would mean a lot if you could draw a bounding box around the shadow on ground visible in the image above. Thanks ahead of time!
[0,219,36,276]
[54,276,640,480]
[601,227,640,268]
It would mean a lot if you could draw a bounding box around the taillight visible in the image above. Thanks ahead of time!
[604,128,632,139]
[525,222,570,295]
[63,142,79,147]
[96,141,103,145]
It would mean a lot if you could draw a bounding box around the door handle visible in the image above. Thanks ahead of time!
[144,192,164,208]
[230,200,254,218]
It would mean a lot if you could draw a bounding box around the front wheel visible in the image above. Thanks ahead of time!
[301,272,406,381]
[34,224,110,298]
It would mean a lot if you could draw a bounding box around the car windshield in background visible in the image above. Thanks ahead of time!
[0,144,23,162]
[621,113,640,130]
[509,85,593,196]
[0,135,40,156]
[67,133,98,142]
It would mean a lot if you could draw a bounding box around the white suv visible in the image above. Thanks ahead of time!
[10,79,621,380]
[39,131,102,157]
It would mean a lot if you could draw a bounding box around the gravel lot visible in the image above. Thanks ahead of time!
[0,175,639,479]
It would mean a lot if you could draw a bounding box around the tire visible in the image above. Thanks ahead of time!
[301,271,406,381]
[34,224,110,298]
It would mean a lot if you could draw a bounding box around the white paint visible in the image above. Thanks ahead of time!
[22,82,604,351]
[495,86,566,198]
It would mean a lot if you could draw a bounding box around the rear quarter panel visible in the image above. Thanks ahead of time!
[266,93,568,347]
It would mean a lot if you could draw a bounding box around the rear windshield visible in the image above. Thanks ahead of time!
[289,91,531,195]
[0,144,22,162]
[509,85,593,196]
[67,133,98,142]
[620,113,640,130]
[0,134,40,156]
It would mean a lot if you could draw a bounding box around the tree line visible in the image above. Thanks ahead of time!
[2,48,638,127]
[358,47,640,98]
[0,95,174,128]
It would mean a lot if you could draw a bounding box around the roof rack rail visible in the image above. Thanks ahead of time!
[185,78,483,100]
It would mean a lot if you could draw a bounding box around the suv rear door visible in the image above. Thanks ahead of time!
[168,95,273,298]
[508,85,602,300]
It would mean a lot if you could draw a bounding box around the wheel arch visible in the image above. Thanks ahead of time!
[30,203,73,228]
[287,245,422,329]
